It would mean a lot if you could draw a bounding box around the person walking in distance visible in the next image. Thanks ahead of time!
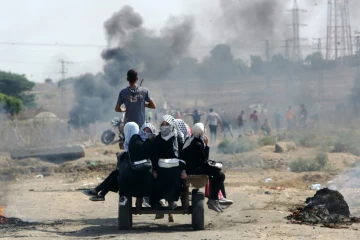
[115,69,156,127]
[299,104,308,127]
[249,110,259,134]
[286,106,293,131]
[237,110,246,134]
[188,109,204,125]
[205,108,222,143]
[274,109,282,133]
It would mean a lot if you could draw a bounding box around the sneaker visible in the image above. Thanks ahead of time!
[89,195,105,201]
[168,214,174,222]
[207,200,222,213]
[219,197,233,206]
[216,201,225,212]
[119,196,128,206]
[142,197,151,207]
[82,189,98,197]
[169,201,177,210]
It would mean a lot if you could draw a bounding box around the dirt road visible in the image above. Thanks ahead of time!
[0,171,359,240]
[1,143,360,240]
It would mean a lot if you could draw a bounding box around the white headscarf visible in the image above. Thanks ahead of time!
[160,115,184,157]
[139,122,156,141]
[183,123,205,150]
[124,122,139,152]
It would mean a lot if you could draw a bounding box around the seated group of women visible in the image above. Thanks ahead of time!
[82,115,232,213]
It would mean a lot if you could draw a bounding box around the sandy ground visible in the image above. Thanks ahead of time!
[1,143,360,240]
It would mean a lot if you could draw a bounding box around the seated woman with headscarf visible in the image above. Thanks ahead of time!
[180,123,232,213]
[174,119,192,139]
[151,115,186,209]
[82,122,155,206]
[118,122,156,206]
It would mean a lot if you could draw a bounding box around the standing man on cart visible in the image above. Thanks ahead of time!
[115,69,156,127]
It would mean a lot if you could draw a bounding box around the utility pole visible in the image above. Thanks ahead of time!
[285,39,290,60]
[312,38,325,55]
[283,39,292,91]
[311,38,326,99]
[288,0,307,61]
[265,40,270,62]
[326,0,353,60]
[58,59,73,110]
[356,36,360,73]
[264,40,271,92]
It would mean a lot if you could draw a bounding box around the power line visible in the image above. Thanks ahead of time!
[0,41,266,51]
[0,42,106,48]
[0,59,102,65]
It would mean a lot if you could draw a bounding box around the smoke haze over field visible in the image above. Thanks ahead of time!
[69,5,194,126]
[218,0,289,48]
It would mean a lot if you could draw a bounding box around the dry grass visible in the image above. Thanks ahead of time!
[0,117,98,152]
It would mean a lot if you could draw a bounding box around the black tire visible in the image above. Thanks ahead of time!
[118,197,132,230]
[191,189,205,230]
[101,130,115,145]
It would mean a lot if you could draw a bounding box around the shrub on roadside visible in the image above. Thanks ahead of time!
[259,135,277,146]
[289,153,330,172]
[333,131,360,156]
[278,131,334,148]
[218,137,258,154]
[0,93,23,115]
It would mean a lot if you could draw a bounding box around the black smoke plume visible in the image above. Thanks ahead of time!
[69,5,194,128]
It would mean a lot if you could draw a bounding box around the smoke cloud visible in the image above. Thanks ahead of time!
[102,5,194,80]
[218,0,289,48]
[69,5,194,127]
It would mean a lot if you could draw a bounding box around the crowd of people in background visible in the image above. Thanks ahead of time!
[144,103,311,144]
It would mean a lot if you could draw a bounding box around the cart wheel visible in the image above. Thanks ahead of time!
[118,196,132,230]
[191,189,205,230]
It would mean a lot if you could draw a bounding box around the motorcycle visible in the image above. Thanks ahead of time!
[101,117,125,148]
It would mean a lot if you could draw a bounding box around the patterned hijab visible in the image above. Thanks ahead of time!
[139,122,156,141]
[124,122,139,152]
[160,115,184,157]
[174,119,191,138]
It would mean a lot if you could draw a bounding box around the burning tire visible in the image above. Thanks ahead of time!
[118,196,132,230]
[101,130,116,145]
[191,189,205,230]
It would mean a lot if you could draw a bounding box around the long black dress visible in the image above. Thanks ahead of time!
[118,134,154,197]
[180,137,226,200]
[151,134,184,203]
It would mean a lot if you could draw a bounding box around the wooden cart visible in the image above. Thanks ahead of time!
[118,175,208,231]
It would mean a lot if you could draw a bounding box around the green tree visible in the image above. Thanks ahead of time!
[250,55,264,74]
[0,71,36,109]
[0,93,23,115]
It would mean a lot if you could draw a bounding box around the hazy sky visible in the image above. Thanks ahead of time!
[0,0,357,83]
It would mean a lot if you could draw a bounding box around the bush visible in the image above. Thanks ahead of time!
[333,131,360,156]
[289,153,330,172]
[218,137,258,154]
[0,93,23,115]
[278,131,334,148]
[259,135,277,146]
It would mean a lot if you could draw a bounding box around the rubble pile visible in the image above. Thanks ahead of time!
[287,188,360,227]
